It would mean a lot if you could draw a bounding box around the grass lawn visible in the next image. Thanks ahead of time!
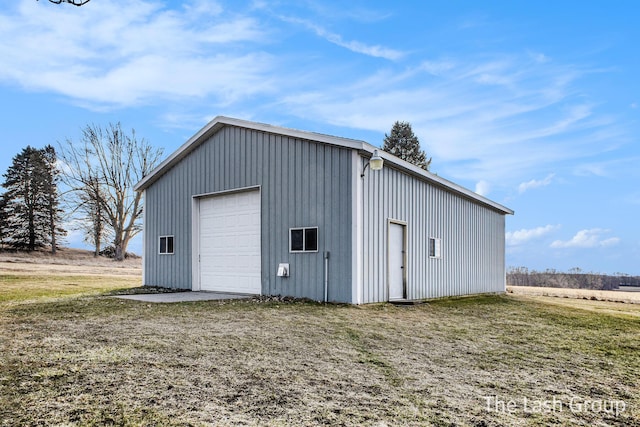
[1,275,639,426]
[0,273,140,304]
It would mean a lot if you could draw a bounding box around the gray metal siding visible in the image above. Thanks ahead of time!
[360,158,506,303]
[143,126,353,302]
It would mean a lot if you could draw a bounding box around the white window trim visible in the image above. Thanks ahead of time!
[289,227,319,253]
[159,235,175,255]
[429,237,442,259]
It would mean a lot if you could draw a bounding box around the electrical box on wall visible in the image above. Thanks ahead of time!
[277,263,289,277]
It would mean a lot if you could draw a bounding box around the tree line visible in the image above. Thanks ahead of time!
[0,123,162,261]
[507,267,640,290]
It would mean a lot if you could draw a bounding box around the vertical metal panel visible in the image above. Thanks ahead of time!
[359,158,506,303]
[143,126,353,302]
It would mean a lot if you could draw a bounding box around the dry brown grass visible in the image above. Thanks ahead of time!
[1,269,639,426]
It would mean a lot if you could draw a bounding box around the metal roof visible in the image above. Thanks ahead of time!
[134,116,514,215]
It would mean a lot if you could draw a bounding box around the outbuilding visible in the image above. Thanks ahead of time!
[134,116,513,304]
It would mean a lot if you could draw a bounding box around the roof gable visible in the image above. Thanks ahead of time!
[134,116,368,192]
[135,116,513,215]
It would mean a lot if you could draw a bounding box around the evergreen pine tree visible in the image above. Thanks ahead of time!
[1,146,65,251]
[40,145,66,253]
[382,121,432,171]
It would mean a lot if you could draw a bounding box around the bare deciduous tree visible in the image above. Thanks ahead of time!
[38,0,91,6]
[68,176,110,257]
[59,123,163,261]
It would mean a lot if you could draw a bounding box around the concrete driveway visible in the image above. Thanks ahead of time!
[113,291,253,303]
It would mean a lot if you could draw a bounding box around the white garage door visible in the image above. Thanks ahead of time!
[198,190,261,294]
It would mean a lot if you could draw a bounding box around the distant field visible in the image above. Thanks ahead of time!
[0,248,141,276]
[508,285,640,305]
[619,286,640,292]
[0,249,141,303]
[1,266,638,426]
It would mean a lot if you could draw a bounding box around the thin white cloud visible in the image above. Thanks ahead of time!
[506,225,559,246]
[528,51,550,64]
[573,163,608,177]
[330,35,404,61]
[518,173,555,193]
[419,60,456,76]
[573,156,640,178]
[278,51,621,186]
[42,53,274,106]
[0,0,272,108]
[278,15,404,60]
[183,0,224,17]
[551,229,620,249]
[457,13,490,30]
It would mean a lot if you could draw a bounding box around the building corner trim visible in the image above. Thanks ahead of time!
[352,151,363,304]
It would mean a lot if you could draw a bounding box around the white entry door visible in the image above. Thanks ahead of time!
[388,222,406,300]
[198,190,261,294]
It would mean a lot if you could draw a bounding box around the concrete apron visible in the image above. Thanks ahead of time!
[112,292,253,303]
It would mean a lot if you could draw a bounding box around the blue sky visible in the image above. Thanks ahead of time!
[1,0,638,275]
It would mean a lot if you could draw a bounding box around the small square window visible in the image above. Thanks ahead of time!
[304,228,318,251]
[429,237,441,258]
[159,236,174,255]
[290,229,304,252]
[290,227,318,253]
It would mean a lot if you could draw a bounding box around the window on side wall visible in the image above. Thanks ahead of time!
[429,237,441,259]
[290,227,318,253]
[159,236,174,255]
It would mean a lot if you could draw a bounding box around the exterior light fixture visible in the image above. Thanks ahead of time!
[361,149,384,178]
